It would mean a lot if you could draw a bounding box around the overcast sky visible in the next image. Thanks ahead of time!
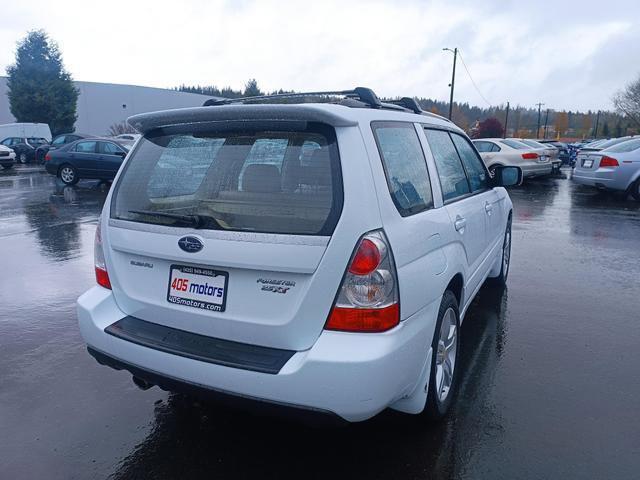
[1,0,638,111]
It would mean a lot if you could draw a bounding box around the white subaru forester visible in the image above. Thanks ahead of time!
[78,88,520,423]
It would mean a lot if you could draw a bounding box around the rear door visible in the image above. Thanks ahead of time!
[105,122,363,351]
[71,140,99,175]
[97,141,127,178]
[423,128,488,297]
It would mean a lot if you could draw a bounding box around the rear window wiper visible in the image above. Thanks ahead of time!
[127,210,224,230]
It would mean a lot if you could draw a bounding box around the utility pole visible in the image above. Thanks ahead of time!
[543,108,550,139]
[535,102,544,138]
[503,101,510,138]
[594,110,601,138]
[443,48,458,120]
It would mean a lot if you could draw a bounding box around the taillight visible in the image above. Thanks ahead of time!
[522,152,538,160]
[600,156,619,167]
[44,153,51,162]
[325,231,399,333]
[94,221,111,289]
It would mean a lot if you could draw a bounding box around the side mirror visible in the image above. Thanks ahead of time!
[491,166,522,187]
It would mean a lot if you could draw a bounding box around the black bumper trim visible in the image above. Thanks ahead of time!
[104,316,295,374]
[87,347,344,425]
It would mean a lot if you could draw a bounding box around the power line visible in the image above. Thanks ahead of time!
[456,51,492,107]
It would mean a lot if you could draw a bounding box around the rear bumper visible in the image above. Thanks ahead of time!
[572,169,627,191]
[78,287,437,422]
[521,163,553,177]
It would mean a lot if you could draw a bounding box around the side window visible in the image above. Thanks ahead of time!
[372,122,433,216]
[0,138,10,146]
[474,141,492,153]
[451,134,489,192]
[491,143,502,152]
[75,141,97,153]
[52,136,66,146]
[423,129,470,202]
[101,142,124,154]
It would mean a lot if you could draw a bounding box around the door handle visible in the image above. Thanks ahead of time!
[485,202,493,214]
[454,216,466,232]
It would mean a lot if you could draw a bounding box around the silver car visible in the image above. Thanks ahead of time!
[573,138,640,200]
[473,138,553,178]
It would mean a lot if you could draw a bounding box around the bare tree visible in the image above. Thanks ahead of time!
[613,76,640,127]
[108,121,138,136]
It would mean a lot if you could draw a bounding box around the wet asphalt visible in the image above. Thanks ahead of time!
[0,165,638,479]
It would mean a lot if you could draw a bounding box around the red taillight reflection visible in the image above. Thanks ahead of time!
[95,267,111,289]
[522,152,538,160]
[44,153,51,162]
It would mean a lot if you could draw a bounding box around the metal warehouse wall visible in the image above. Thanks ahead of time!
[0,77,212,135]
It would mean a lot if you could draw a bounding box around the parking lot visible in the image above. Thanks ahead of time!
[1,165,639,479]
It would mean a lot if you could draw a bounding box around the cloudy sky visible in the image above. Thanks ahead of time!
[1,0,638,112]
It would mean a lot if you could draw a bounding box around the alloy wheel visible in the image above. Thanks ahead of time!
[60,167,75,184]
[435,307,458,403]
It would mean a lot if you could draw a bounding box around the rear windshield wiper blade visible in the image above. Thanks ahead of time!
[127,210,224,230]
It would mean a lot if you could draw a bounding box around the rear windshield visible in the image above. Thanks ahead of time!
[111,123,343,235]
[604,138,640,153]
[501,139,529,150]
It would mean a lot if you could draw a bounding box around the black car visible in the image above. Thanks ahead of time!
[35,133,92,164]
[0,136,49,163]
[44,138,131,185]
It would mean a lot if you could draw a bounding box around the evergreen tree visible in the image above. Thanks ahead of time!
[243,79,262,97]
[601,121,610,137]
[6,30,79,135]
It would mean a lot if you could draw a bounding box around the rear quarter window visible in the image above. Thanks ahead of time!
[372,121,433,216]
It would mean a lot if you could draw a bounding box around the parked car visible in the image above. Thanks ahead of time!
[0,144,16,169]
[0,136,49,163]
[539,140,570,164]
[44,138,131,185]
[573,138,640,200]
[77,88,521,423]
[473,138,553,178]
[510,138,561,172]
[35,133,92,164]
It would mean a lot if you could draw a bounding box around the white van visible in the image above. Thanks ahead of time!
[78,88,521,423]
[0,123,52,142]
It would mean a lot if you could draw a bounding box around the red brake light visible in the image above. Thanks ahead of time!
[44,153,51,162]
[600,156,619,167]
[94,221,112,289]
[522,152,538,160]
[326,304,400,333]
[348,238,381,275]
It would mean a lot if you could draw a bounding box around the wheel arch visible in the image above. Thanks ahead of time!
[445,273,464,310]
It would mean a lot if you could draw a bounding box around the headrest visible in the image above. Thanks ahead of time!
[243,164,281,193]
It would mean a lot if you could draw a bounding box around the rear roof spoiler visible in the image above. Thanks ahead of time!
[128,104,358,133]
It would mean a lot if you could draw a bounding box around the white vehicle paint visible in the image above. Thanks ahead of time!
[78,93,518,422]
[0,122,52,142]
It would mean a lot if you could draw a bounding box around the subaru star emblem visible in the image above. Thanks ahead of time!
[178,236,203,253]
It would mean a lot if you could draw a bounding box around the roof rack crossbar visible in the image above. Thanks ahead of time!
[387,97,423,114]
[203,87,383,109]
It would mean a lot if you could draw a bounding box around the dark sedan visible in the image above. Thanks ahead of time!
[44,138,131,185]
[35,133,92,164]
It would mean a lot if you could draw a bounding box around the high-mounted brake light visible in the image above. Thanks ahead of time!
[325,231,399,333]
[600,156,619,167]
[94,221,111,289]
[522,152,538,160]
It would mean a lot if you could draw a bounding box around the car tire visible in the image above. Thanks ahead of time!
[19,153,27,164]
[58,164,79,185]
[488,215,512,287]
[422,290,461,421]
[631,179,640,201]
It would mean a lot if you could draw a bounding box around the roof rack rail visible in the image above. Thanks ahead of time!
[203,87,383,109]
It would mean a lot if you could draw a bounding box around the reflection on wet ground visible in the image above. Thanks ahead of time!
[0,166,638,479]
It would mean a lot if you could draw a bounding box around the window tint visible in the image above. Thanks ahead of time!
[75,141,97,153]
[112,125,342,236]
[52,136,66,146]
[0,138,10,146]
[372,122,433,216]
[451,134,489,192]
[491,143,502,152]
[101,142,124,154]
[424,129,470,202]
[473,141,493,153]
